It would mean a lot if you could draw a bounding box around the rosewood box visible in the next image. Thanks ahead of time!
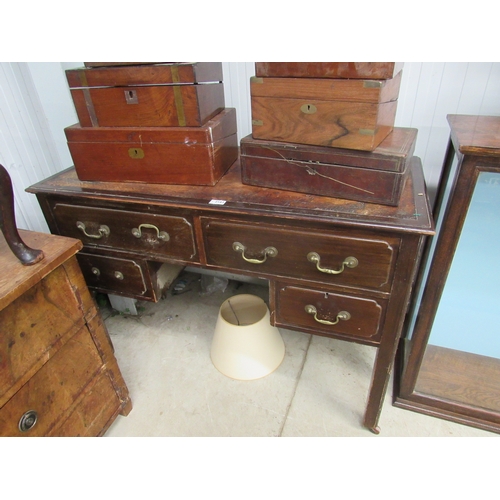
[240,127,417,206]
[250,72,402,151]
[255,62,404,80]
[66,62,225,127]
[65,108,238,186]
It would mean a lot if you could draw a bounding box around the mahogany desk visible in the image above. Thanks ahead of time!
[27,158,433,433]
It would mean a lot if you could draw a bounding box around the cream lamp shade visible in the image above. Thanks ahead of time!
[210,294,285,380]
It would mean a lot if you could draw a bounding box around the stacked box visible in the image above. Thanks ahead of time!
[64,62,238,185]
[242,62,416,206]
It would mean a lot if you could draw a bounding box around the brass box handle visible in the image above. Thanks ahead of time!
[307,252,358,275]
[132,224,170,241]
[232,241,278,264]
[305,305,351,326]
[76,221,110,239]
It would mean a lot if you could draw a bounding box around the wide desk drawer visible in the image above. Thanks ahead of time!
[202,218,398,292]
[52,203,197,262]
[273,283,387,343]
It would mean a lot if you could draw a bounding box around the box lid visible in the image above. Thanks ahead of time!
[255,62,404,80]
[250,71,401,104]
[66,62,223,88]
[240,127,417,173]
[64,108,236,145]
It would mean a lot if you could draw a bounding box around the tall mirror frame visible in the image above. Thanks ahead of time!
[394,114,500,434]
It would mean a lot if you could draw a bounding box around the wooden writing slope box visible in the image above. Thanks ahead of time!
[66,62,225,127]
[250,72,401,151]
[240,127,417,206]
[65,108,238,185]
[255,62,404,80]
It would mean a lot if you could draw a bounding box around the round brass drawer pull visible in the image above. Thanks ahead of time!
[305,305,351,325]
[232,242,278,264]
[18,410,38,432]
[132,224,170,241]
[307,252,358,275]
[91,267,100,276]
[114,271,124,280]
[76,221,110,239]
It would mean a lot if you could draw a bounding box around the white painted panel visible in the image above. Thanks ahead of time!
[395,62,500,202]
[26,62,80,171]
[222,62,254,141]
[0,63,56,232]
[479,62,500,115]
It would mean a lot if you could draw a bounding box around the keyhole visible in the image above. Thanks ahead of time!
[128,147,144,159]
[125,89,138,104]
[300,103,317,114]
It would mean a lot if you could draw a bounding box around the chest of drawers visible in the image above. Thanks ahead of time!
[0,230,131,436]
[28,158,433,433]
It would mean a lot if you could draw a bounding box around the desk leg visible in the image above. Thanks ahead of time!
[362,235,425,433]
[363,340,399,434]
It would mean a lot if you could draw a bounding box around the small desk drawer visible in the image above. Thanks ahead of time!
[273,283,387,343]
[52,203,197,262]
[77,252,150,299]
[202,218,398,292]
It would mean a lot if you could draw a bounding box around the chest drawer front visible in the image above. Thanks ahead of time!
[47,371,120,437]
[273,284,386,342]
[52,203,197,262]
[0,325,102,437]
[202,219,398,292]
[0,265,84,404]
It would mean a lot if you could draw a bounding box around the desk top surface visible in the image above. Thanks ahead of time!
[28,158,434,235]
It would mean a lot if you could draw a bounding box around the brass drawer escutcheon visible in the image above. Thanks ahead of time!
[304,305,351,326]
[132,224,170,241]
[307,252,358,275]
[76,221,110,239]
[128,147,144,159]
[232,241,278,264]
[300,103,317,114]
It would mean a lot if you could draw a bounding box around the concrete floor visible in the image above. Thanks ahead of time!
[102,272,498,438]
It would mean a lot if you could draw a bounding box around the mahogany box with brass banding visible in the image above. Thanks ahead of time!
[240,127,417,206]
[250,71,402,151]
[64,108,238,185]
[65,62,225,128]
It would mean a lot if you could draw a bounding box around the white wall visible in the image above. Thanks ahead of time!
[1,62,499,232]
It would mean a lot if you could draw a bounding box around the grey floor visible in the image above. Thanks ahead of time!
[102,272,498,438]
